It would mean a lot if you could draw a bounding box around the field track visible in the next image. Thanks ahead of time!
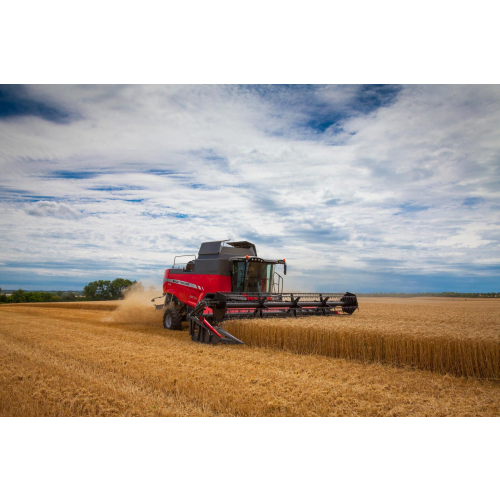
[1,298,500,416]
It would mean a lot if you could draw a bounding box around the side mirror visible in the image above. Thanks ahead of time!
[284,264,287,275]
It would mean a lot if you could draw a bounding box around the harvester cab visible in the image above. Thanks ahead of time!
[153,240,358,345]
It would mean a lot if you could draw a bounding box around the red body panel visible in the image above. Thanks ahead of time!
[163,269,232,308]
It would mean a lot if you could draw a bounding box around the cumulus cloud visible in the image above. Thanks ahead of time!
[25,201,81,219]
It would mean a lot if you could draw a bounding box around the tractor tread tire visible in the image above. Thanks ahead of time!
[163,307,183,330]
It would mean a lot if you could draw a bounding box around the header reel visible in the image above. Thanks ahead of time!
[186,291,359,345]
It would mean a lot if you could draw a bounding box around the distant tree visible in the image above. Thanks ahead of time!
[27,292,42,302]
[83,279,136,301]
[11,289,26,303]
[109,278,135,299]
[62,291,76,302]
[83,281,96,300]
[84,280,111,301]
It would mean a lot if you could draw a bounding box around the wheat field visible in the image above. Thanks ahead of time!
[1,296,499,416]
[225,298,500,379]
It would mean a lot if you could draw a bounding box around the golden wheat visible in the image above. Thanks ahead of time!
[1,301,500,416]
[225,299,500,379]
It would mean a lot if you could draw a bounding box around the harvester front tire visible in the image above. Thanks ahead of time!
[163,308,183,330]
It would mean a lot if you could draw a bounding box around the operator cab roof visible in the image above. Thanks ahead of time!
[227,241,255,250]
[174,240,285,275]
[198,240,257,257]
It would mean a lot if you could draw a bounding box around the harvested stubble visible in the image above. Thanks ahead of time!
[2,300,500,417]
[224,298,500,379]
[5,302,120,311]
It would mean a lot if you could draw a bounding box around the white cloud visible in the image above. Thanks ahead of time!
[25,201,81,219]
[0,85,499,291]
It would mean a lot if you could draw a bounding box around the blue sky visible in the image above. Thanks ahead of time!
[0,84,499,292]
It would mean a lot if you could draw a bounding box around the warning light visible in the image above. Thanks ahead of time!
[246,255,249,259]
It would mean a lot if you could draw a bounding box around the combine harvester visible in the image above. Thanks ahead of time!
[153,240,358,345]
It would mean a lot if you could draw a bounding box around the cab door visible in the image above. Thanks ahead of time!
[231,261,246,292]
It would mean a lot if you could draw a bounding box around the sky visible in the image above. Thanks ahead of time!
[0,84,499,293]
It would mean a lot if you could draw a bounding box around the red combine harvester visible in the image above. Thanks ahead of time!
[152,240,358,345]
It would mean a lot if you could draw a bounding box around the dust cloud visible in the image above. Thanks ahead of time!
[107,284,164,325]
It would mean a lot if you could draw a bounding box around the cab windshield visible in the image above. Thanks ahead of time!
[232,262,274,293]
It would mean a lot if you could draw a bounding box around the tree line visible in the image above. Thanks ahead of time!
[0,289,77,303]
[0,278,139,303]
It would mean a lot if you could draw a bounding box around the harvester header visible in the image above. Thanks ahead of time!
[153,240,358,345]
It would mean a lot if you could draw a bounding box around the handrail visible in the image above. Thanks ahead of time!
[174,254,196,264]
[273,272,283,294]
[173,254,197,267]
